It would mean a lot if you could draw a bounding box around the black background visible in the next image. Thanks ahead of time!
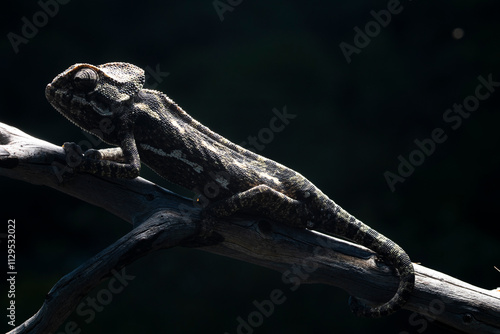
[1,1,499,333]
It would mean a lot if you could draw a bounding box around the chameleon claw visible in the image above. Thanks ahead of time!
[83,149,103,160]
[47,62,415,319]
[62,142,83,156]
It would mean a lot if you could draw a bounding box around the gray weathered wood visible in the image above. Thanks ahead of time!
[1,122,499,334]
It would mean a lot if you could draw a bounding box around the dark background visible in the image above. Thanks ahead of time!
[1,1,499,333]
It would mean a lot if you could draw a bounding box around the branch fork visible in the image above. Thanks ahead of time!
[1,122,499,334]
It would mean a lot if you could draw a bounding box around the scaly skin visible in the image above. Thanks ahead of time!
[45,62,414,317]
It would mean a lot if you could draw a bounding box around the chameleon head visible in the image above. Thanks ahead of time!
[45,62,145,141]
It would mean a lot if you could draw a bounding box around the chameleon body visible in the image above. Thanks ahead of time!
[45,62,414,317]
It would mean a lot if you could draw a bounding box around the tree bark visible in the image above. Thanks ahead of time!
[1,122,499,334]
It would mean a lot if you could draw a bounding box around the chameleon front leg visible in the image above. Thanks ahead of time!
[86,147,128,162]
[63,133,141,179]
[206,185,308,228]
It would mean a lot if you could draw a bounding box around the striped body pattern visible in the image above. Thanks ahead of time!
[46,62,414,317]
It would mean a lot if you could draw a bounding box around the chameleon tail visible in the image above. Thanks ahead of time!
[347,225,414,317]
[318,201,414,317]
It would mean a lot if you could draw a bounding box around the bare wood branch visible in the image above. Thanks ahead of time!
[9,211,199,334]
[1,122,499,334]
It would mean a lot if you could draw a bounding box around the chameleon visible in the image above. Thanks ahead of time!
[45,62,414,317]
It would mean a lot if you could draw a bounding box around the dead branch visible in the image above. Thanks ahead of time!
[1,122,499,334]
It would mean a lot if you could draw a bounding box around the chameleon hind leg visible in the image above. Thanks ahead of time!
[208,186,414,317]
[205,185,308,228]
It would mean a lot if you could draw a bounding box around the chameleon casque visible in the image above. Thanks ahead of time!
[45,62,414,318]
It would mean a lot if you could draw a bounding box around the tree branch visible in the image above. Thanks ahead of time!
[1,122,499,334]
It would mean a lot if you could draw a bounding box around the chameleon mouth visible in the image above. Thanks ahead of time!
[45,83,55,101]
[45,83,72,111]
[46,83,112,117]
[90,99,113,116]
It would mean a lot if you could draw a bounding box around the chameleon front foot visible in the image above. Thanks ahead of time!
[62,142,103,172]
[63,142,102,161]
[62,142,85,171]
[61,142,140,179]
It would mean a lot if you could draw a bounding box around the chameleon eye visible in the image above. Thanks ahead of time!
[73,68,98,92]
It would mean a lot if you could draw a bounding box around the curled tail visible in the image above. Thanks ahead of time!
[316,200,414,317]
